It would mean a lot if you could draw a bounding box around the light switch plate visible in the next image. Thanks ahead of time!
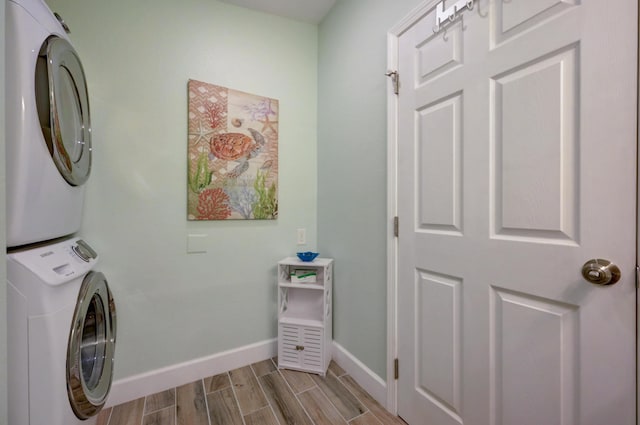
[187,234,208,253]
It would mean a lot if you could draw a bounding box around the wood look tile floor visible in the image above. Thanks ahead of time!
[97,359,407,425]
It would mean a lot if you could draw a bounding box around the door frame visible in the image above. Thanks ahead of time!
[637,15,640,425]
[385,0,442,414]
[385,0,640,419]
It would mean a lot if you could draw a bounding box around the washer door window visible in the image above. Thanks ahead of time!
[35,36,91,186]
[66,272,116,419]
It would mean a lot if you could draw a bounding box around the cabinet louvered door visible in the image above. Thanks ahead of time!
[278,323,324,374]
[279,323,302,366]
[299,326,323,371]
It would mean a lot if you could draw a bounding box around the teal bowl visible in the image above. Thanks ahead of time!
[297,252,319,262]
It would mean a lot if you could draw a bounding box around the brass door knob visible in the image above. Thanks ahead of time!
[581,259,621,286]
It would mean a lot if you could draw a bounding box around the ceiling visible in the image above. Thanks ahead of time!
[220,0,337,24]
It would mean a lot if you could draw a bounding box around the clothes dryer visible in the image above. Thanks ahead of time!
[6,0,92,247]
[7,237,116,425]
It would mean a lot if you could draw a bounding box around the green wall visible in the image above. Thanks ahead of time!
[45,0,318,379]
[317,0,422,379]
[32,0,425,389]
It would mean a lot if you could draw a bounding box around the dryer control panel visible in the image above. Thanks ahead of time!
[7,237,98,286]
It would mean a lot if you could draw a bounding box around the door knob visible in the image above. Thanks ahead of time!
[581,259,621,286]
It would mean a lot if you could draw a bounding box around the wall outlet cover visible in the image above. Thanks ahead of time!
[297,228,306,245]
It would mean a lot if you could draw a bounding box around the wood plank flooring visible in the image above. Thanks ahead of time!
[97,358,407,425]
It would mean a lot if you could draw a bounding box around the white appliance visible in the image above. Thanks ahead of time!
[6,0,92,247]
[8,237,116,425]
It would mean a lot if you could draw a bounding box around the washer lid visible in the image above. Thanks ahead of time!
[39,36,92,186]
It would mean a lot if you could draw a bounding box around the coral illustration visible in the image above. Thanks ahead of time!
[243,98,277,121]
[205,101,227,130]
[197,188,231,220]
[225,179,258,219]
[244,99,278,135]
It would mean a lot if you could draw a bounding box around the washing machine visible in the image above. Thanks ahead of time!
[6,0,92,247]
[7,237,116,425]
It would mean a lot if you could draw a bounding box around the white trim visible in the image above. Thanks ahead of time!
[636,8,640,424]
[105,338,277,408]
[389,0,440,37]
[385,27,399,416]
[386,0,441,416]
[332,341,387,408]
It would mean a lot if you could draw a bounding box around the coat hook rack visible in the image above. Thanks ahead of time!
[433,0,475,34]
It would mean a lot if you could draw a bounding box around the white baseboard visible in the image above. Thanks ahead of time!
[331,341,388,408]
[106,339,387,411]
[105,338,277,408]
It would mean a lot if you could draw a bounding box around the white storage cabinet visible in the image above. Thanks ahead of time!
[277,257,333,375]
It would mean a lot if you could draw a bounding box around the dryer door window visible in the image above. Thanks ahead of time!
[66,271,116,419]
[35,36,91,186]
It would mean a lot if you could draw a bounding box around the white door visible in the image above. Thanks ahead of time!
[395,1,637,424]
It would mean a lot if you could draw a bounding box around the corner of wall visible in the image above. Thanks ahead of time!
[331,341,387,407]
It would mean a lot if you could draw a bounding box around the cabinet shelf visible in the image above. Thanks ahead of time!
[279,314,324,328]
[278,282,324,290]
[278,257,333,267]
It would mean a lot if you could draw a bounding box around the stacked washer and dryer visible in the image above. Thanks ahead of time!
[6,0,117,424]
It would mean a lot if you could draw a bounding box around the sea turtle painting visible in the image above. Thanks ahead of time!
[187,79,278,221]
[209,128,265,178]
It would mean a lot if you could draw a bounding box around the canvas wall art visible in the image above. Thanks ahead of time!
[187,80,278,220]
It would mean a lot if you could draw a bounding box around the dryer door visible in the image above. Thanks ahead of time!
[36,36,92,186]
[66,271,116,419]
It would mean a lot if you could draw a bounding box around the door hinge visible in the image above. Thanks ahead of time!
[386,70,399,95]
[636,265,639,289]
[394,358,399,380]
[394,216,399,238]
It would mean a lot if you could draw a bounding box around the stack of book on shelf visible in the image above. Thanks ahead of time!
[290,269,317,283]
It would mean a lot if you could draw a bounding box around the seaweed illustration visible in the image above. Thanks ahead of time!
[252,170,278,219]
[189,154,212,193]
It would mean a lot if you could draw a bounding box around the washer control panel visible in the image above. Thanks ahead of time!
[7,237,98,286]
